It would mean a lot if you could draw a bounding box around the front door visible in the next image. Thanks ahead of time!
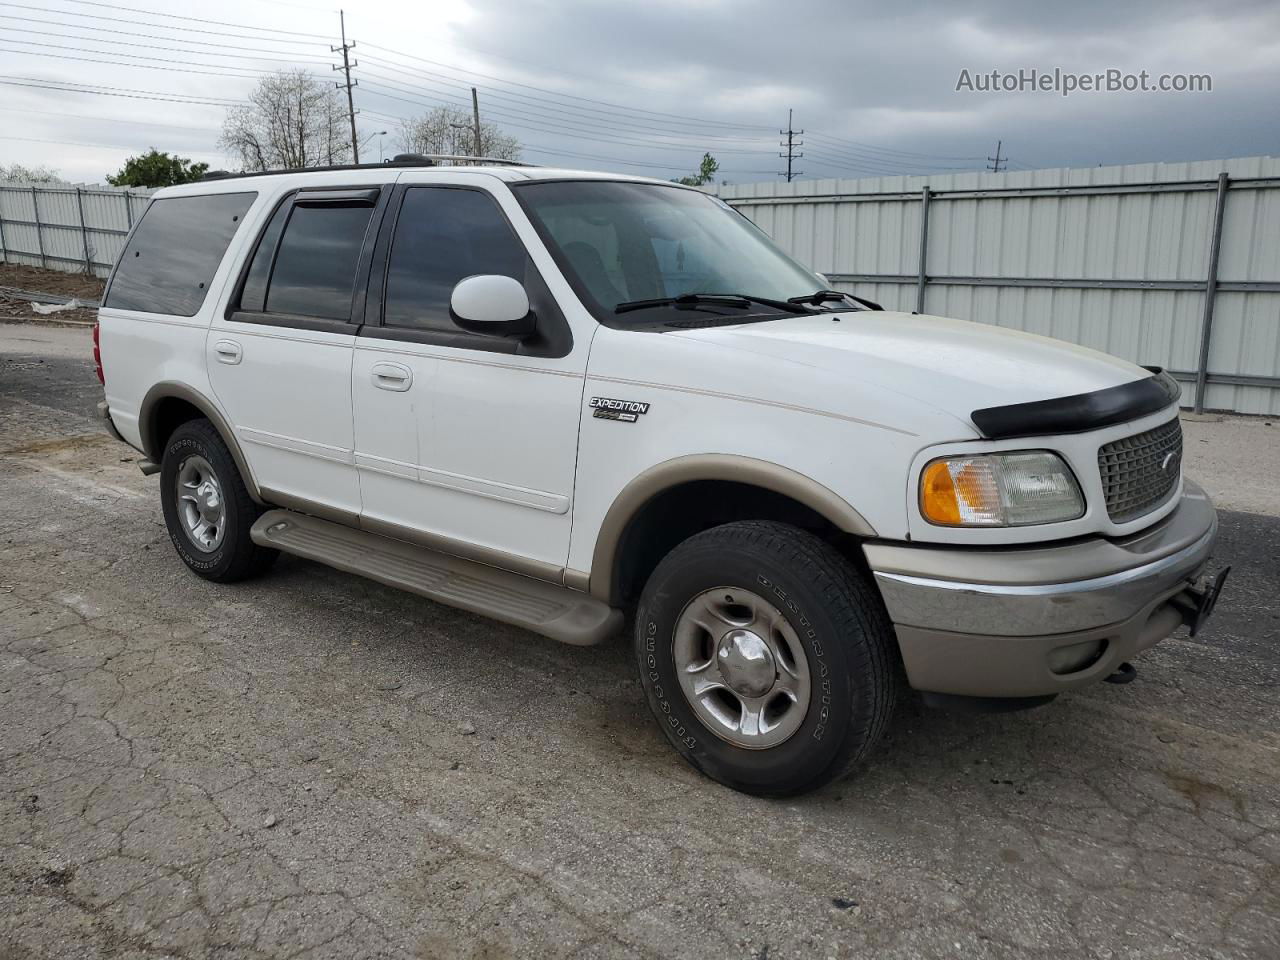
[207,185,386,518]
[352,177,588,575]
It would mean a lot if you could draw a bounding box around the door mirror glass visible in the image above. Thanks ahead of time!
[450,274,535,338]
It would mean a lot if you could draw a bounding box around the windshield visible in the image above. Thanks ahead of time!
[512,180,827,325]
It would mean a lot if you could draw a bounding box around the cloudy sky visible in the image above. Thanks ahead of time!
[2,0,1278,185]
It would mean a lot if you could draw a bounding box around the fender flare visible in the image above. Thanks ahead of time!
[587,454,877,601]
[138,381,264,503]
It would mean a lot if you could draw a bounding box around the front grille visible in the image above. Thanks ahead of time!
[1097,418,1183,523]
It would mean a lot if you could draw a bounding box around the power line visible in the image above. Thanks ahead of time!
[359,41,775,132]
[0,74,242,105]
[3,31,331,65]
[360,107,786,177]
[800,143,981,173]
[33,0,332,38]
[0,1,324,44]
[802,147,975,176]
[806,130,987,163]
[0,133,221,154]
[359,61,774,148]
[0,105,221,132]
[0,15,331,56]
[0,45,321,80]
[358,77,776,157]
[358,54,771,143]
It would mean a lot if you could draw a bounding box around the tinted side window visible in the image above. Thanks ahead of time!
[266,202,375,320]
[238,197,291,313]
[105,192,255,317]
[384,187,528,332]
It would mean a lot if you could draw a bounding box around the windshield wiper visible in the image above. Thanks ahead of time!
[615,292,813,315]
[788,289,883,311]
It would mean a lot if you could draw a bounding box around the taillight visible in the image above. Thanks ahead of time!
[92,321,104,384]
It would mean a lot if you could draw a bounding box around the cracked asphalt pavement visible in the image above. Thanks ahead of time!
[2,324,1278,959]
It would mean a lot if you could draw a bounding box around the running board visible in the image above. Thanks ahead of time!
[250,509,622,646]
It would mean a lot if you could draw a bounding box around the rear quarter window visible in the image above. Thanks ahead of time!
[105,192,256,317]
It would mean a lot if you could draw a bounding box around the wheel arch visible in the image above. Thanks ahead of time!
[588,455,877,604]
[139,382,263,503]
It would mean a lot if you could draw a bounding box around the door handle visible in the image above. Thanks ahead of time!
[371,361,412,392]
[213,339,242,365]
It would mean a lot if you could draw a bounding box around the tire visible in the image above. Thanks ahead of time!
[634,520,897,797]
[159,418,276,583]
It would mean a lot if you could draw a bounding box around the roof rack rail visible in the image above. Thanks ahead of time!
[413,154,540,167]
[198,154,537,182]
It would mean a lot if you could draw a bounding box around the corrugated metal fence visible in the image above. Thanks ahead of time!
[0,180,154,280]
[718,156,1280,416]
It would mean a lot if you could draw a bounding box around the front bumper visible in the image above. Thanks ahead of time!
[864,481,1219,698]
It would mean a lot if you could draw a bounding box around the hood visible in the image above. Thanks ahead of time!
[666,311,1151,424]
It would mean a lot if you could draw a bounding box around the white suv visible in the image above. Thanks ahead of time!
[95,160,1226,796]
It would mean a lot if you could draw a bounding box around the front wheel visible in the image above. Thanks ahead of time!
[634,521,898,797]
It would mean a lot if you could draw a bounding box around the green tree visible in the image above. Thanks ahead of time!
[107,149,209,188]
[675,152,720,186]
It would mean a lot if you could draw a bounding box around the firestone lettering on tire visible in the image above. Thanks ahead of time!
[759,573,829,741]
[645,621,697,749]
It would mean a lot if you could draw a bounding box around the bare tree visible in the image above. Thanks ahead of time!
[0,163,61,183]
[219,70,352,171]
[397,106,521,161]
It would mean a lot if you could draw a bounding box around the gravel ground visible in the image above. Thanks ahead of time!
[2,324,1278,960]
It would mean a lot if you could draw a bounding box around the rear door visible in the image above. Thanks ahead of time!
[351,174,587,575]
[207,185,388,519]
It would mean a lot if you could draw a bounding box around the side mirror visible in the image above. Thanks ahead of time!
[449,275,535,339]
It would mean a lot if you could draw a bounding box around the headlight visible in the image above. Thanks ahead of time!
[920,451,1084,527]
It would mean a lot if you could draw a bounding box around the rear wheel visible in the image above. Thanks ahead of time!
[160,419,276,583]
[634,521,897,796]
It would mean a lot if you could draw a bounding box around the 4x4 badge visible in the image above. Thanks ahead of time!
[590,396,650,423]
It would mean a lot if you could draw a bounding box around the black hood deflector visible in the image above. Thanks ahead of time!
[970,369,1181,439]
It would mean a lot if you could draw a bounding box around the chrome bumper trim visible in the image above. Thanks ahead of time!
[877,527,1214,599]
[869,489,1218,637]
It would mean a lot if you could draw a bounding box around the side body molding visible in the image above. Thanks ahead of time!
[587,454,877,601]
[138,381,264,503]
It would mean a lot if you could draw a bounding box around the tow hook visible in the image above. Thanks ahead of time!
[1171,567,1232,637]
[1104,662,1137,684]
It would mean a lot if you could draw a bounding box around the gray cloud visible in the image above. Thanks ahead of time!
[449,0,1280,175]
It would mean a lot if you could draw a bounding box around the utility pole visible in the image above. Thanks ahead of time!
[778,108,803,182]
[332,10,360,164]
[471,87,482,157]
[987,139,1005,173]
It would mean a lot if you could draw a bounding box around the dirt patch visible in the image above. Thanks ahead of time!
[0,264,105,301]
[1,433,114,457]
[0,265,101,325]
